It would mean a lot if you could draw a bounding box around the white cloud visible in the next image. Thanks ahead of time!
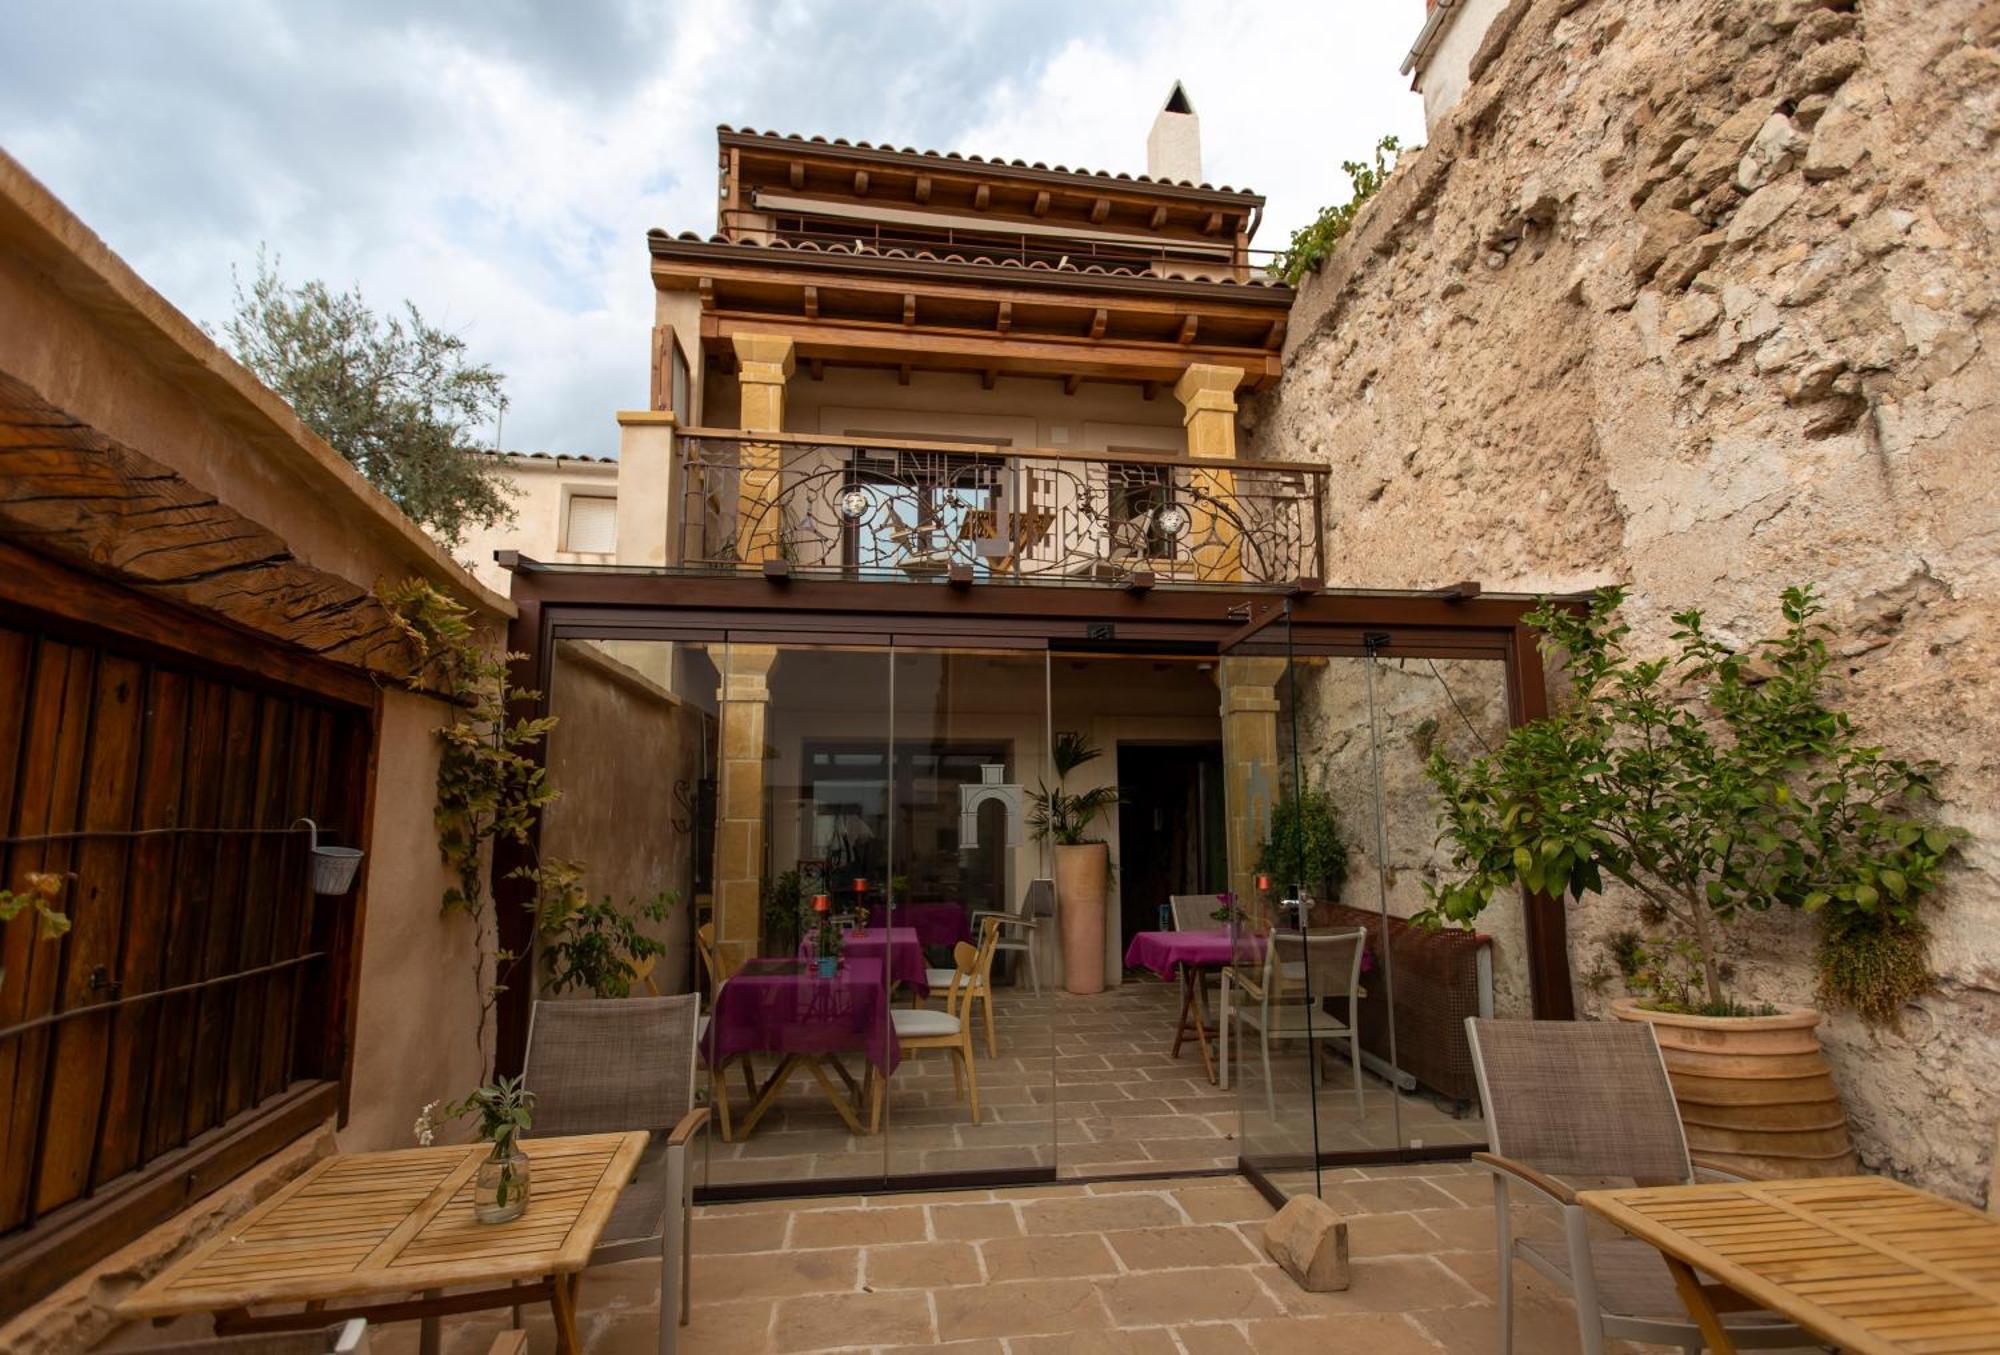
[2,0,1424,458]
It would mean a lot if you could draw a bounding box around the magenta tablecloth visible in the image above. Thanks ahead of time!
[708,956,900,1074]
[1123,929,1237,981]
[843,926,930,992]
[867,902,973,951]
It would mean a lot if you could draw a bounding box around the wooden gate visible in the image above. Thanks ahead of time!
[0,548,373,1316]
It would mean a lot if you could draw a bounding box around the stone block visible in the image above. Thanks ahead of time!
[1262,1195,1351,1293]
[1791,37,1865,98]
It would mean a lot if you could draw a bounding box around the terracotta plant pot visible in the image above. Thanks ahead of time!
[1611,999,1859,1180]
[1055,842,1109,995]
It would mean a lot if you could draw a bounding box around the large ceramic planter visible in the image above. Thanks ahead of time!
[1055,842,1109,995]
[1611,999,1859,1179]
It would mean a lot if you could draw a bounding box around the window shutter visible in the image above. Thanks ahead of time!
[565,494,618,554]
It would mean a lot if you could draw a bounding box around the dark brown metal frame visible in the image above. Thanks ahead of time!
[491,559,1576,1197]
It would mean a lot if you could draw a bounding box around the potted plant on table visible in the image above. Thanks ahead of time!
[443,1076,538,1223]
[1419,586,1963,1178]
[1029,731,1122,995]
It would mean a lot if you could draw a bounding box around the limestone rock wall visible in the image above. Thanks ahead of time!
[1249,0,2000,1198]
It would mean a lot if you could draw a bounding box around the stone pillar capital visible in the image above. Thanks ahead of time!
[1174,363,1244,426]
[731,333,797,386]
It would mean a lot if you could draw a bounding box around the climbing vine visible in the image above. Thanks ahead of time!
[1269,136,1410,285]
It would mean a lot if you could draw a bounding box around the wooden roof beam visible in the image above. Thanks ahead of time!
[1149,205,1168,231]
[981,368,997,390]
[1178,314,1200,345]
[903,293,917,325]
[996,300,1012,334]
[788,161,805,189]
[1089,198,1110,224]
[807,356,826,381]
[853,169,870,196]
[1063,373,1081,395]
[1203,210,1224,236]
[1032,190,1050,217]
[973,184,991,211]
[1264,317,1287,349]
[803,284,819,319]
[914,174,931,203]
[1089,307,1107,340]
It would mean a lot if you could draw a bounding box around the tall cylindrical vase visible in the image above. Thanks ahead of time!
[1056,842,1109,995]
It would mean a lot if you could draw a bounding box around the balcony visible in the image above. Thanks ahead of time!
[673,430,1327,587]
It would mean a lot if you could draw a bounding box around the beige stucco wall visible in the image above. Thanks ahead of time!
[1411,0,1516,133]
[1252,0,2000,1198]
[456,455,619,591]
[541,639,705,997]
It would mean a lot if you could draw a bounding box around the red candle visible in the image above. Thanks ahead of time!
[1257,874,1270,893]
[852,877,867,894]
[812,894,830,913]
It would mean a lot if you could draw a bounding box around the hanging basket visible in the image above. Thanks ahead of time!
[296,818,364,896]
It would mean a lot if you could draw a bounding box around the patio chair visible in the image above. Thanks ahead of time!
[120,1322,369,1353]
[694,922,758,1141]
[1168,892,1225,930]
[923,914,1002,1056]
[972,877,1051,996]
[882,923,997,1128]
[1223,926,1366,1119]
[1464,1018,1813,1355]
[522,994,710,1355]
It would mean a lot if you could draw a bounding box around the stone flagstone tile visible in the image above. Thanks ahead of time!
[979,1230,1121,1282]
[861,1239,983,1289]
[768,1289,933,1353]
[1107,1222,1262,1270]
[932,1277,1114,1341]
[787,1205,928,1249]
[1098,1268,1286,1326]
[691,1209,791,1254]
[1241,1313,1449,1354]
[1009,1327,1182,1354]
[1264,1254,1486,1317]
[1171,1323,1258,1355]
[1019,1192,1185,1235]
[928,1200,1022,1239]
[688,1247,858,1303]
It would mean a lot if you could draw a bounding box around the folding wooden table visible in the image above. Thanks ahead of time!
[1582,1175,2000,1354]
[117,1131,647,1355]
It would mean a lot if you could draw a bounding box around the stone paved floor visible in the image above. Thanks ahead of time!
[330,1163,1703,1354]
[702,975,1485,1189]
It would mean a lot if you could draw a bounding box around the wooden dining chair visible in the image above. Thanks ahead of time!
[923,915,1002,1056]
[882,924,996,1128]
[1465,1018,1812,1355]
[522,994,710,1355]
[694,921,757,1141]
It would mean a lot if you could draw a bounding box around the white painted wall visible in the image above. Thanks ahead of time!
[1413,0,1513,133]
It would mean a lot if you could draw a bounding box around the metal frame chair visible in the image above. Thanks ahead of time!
[521,994,710,1355]
[1168,892,1225,930]
[1224,926,1367,1118]
[971,877,1050,996]
[1464,1017,1815,1355]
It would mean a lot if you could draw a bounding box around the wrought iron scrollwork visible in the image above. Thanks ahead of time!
[677,436,1323,586]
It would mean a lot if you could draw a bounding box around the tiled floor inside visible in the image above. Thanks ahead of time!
[318,1163,1744,1354]
[701,972,1486,1189]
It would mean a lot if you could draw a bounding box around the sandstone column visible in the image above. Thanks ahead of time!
[731,334,795,564]
[1175,364,1246,581]
[1216,656,1287,921]
[715,642,779,974]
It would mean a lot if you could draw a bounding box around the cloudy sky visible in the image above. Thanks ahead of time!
[2,1,1425,458]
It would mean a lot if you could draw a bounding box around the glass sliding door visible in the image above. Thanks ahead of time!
[885,646,1054,1180]
[1223,606,1530,1201]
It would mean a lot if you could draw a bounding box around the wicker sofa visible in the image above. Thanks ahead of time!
[1322,902,1492,1108]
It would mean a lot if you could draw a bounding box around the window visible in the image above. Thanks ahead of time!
[669,341,690,423]
[563,493,617,555]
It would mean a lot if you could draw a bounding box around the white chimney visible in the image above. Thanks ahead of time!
[1146,81,1201,184]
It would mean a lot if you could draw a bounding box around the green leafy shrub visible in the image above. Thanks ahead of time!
[1421,586,1964,1022]
[1257,786,1350,901]
[527,858,678,998]
[1269,137,1409,285]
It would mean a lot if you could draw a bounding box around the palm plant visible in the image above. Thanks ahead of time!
[1028,731,1122,845]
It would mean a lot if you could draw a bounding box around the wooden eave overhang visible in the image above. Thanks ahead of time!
[719,127,1266,243]
[650,233,1294,388]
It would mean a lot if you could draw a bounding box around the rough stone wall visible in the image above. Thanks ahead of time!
[1248,0,2000,1198]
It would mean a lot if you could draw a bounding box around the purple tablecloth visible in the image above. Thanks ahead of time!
[708,956,900,1074]
[867,902,973,951]
[843,926,930,992]
[1123,929,1238,981]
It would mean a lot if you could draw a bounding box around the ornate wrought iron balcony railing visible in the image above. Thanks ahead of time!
[673,430,1326,587]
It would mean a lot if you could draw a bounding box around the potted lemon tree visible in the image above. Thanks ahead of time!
[1421,586,1962,1177]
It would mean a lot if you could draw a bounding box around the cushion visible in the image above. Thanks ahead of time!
[892,1008,963,1038]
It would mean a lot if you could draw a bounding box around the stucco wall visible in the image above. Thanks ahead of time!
[1412,0,1518,133]
[457,455,619,592]
[1251,0,2000,1198]
[541,640,705,997]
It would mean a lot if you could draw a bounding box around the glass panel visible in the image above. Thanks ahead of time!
[1049,653,1236,1180]
[885,648,1054,1179]
[702,639,893,1190]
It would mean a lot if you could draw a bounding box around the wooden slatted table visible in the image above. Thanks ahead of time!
[1582,1175,2000,1355]
[118,1131,647,1354]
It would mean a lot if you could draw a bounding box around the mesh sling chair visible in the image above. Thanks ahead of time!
[1168,893,1226,930]
[972,877,1051,997]
[1464,1018,1813,1355]
[1224,926,1367,1118]
[121,1323,370,1354]
[521,994,710,1355]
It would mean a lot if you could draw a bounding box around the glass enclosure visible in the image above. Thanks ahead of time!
[1222,612,1532,1202]
[530,607,1536,1202]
